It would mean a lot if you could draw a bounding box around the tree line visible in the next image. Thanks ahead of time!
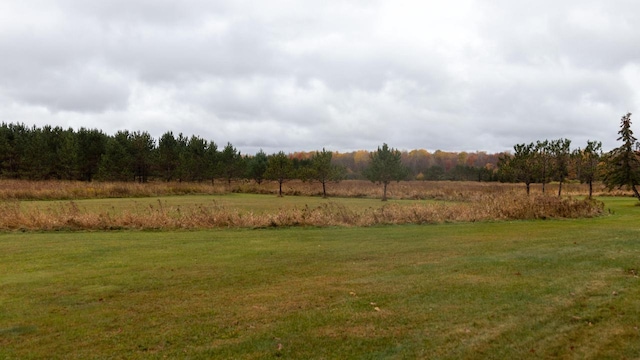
[0,123,500,184]
[496,113,640,201]
[2,113,638,201]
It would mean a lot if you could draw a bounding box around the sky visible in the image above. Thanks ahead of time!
[1,0,639,155]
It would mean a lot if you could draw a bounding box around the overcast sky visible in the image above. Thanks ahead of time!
[1,1,639,154]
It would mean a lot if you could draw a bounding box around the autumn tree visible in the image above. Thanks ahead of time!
[602,113,640,201]
[363,143,409,201]
[264,151,295,197]
[573,140,602,199]
[306,148,346,198]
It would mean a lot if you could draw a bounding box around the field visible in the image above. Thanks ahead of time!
[0,180,607,230]
[0,181,639,358]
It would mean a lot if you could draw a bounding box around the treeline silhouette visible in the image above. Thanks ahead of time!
[0,123,502,182]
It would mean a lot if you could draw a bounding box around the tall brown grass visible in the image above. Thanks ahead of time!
[0,193,603,231]
[0,179,623,201]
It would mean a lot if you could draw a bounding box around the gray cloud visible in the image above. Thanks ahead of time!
[0,0,638,154]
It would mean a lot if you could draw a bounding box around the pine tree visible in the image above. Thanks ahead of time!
[264,151,294,197]
[573,140,602,199]
[603,113,640,201]
[307,148,346,198]
[363,143,409,201]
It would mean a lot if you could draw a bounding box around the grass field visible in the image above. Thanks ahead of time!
[1,197,639,359]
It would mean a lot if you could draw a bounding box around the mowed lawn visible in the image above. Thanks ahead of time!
[0,197,639,359]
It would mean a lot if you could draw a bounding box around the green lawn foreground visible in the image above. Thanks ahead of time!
[0,197,639,359]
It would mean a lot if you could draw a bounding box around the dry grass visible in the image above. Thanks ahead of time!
[0,179,622,201]
[0,180,226,200]
[0,193,603,231]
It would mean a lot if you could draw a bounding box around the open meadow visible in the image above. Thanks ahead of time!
[0,180,639,358]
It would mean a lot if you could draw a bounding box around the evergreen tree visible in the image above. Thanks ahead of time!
[0,123,28,178]
[97,131,134,181]
[535,140,551,193]
[219,143,244,185]
[183,135,209,181]
[363,143,409,201]
[550,138,571,197]
[76,128,107,182]
[130,131,155,183]
[307,148,346,198]
[603,113,640,200]
[498,143,537,195]
[264,151,294,197]
[157,131,181,181]
[56,128,79,180]
[573,140,602,199]
[205,141,219,184]
[246,149,268,185]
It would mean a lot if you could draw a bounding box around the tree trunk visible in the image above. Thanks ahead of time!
[632,184,640,201]
[278,180,283,197]
[558,180,563,197]
[322,181,327,198]
[588,181,593,199]
[382,182,388,201]
[526,182,530,196]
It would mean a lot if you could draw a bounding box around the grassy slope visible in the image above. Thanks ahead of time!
[0,197,638,359]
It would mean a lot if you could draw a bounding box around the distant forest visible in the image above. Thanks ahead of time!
[0,123,503,182]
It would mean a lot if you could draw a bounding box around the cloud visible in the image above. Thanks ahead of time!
[0,0,639,154]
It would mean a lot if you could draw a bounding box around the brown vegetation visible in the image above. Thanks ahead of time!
[0,178,620,201]
[0,180,608,231]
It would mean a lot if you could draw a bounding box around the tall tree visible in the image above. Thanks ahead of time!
[363,143,409,201]
[550,138,572,197]
[573,140,602,199]
[246,149,268,185]
[306,148,346,198]
[603,113,640,201]
[219,143,244,185]
[157,131,181,182]
[76,128,107,182]
[205,141,219,184]
[264,151,295,197]
[56,128,79,180]
[97,131,134,181]
[130,131,155,183]
[500,143,537,195]
[183,135,209,181]
[535,140,551,193]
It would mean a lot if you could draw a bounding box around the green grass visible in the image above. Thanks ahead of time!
[24,193,430,214]
[0,197,639,359]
